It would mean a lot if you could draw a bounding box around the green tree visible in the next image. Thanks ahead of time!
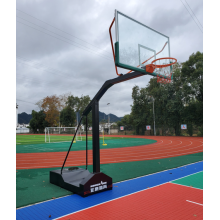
[60,106,76,127]
[77,95,92,128]
[41,95,62,126]
[116,120,123,127]
[29,110,49,133]
[66,95,80,111]
[146,77,170,135]
[118,114,134,130]
[66,94,92,128]
[131,86,152,135]
[181,52,203,136]
[165,63,185,136]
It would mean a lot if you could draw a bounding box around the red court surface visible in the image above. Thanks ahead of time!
[16,136,203,169]
[58,182,203,220]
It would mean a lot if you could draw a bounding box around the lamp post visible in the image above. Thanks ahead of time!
[149,96,156,136]
[107,103,110,134]
[152,97,156,136]
[59,111,60,134]
[16,103,18,128]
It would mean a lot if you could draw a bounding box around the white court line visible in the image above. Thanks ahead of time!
[16,149,203,166]
[116,161,203,184]
[169,182,203,191]
[16,139,198,155]
[16,144,203,160]
[16,148,203,164]
[186,200,203,206]
[170,170,203,182]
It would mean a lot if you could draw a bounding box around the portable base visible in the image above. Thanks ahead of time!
[50,168,112,197]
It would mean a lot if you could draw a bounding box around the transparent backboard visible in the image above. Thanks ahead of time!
[114,10,171,77]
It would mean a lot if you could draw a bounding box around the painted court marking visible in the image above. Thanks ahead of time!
[186,200,203,206]
[169,182,203,190]
[170,170,203,181]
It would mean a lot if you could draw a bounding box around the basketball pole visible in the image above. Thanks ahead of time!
[52,70,145,197]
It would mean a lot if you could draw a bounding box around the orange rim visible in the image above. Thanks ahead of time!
[151,57,177,68]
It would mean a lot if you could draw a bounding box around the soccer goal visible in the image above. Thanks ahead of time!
[45,127,82,143]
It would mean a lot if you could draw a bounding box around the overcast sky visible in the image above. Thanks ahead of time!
[16,0,203,117]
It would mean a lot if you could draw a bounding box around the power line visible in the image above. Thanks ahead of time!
[16,99,37,105]
[16,20,113,62]
[184,0,203,28]
[16,56,68,78]
[16,16,112,60]
[179,0,203,33]
[16,60,86,90]
[16,9,112,56]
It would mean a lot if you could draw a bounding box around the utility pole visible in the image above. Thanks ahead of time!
[107,103,110,134]
[152,97,156,136]
[16,103,18,128]
[59,111,60,134]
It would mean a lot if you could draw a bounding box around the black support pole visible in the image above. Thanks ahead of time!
[92,100,100,173]
[61,116,83,174]
[50,71,146,197]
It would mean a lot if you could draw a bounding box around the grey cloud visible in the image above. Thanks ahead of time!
[16,0,203,116]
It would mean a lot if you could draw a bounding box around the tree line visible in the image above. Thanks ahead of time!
[117,51,203,136]
[30,51,203,136]
[29,93,92,133]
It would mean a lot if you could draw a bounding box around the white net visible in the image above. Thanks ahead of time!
[154,58,172,77]
[45,127,82,143]
[153,58,174,84]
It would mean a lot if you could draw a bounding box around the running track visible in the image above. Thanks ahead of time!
[16,135,203,170]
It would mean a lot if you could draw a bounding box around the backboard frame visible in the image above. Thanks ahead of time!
[114,9,173,79]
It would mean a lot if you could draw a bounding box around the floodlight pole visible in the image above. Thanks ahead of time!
[107,103,110,134]
[152,97,156,136]
[59,112,60,134]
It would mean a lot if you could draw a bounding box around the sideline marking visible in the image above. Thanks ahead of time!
[170,182,203,190]
[169,170,203,182]
[116,161,203,184]
[186,200,203,206]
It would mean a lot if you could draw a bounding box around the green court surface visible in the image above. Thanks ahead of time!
[16,152,203,208]
[16,138,157,153]
[16,134,120,145]
[171,171,203,189]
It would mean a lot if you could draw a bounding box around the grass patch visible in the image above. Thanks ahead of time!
[16,138,157,153]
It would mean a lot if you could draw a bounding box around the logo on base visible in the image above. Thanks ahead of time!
[90,181,107,193]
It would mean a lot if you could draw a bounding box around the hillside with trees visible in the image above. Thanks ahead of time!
[18,112,32,124]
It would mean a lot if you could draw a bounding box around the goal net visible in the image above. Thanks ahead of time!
[45,127,82,143]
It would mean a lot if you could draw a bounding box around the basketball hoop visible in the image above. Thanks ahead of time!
[145,57,177,84]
